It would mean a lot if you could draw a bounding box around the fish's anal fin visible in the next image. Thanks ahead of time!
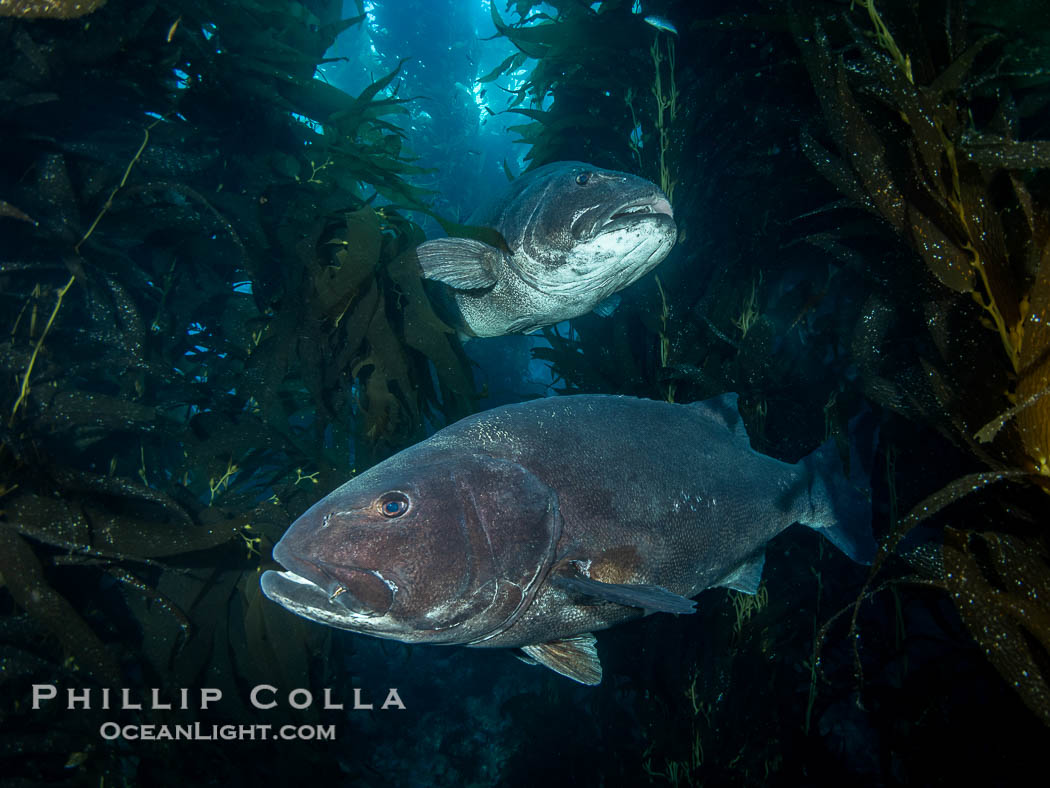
[552,573,697,615]
[592,293,621,317]
[521,634,602,685]
[716,552,765,594]
[415,238,500,290]
[513,652,539,667]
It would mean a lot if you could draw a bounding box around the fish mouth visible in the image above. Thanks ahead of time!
[262,545,397,620]
[608,196,673,222]
[601,195,674,231]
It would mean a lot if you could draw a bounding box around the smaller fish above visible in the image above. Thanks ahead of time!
[416,161,677,337]
[644,15,678,36]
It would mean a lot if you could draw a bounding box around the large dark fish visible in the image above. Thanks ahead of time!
[261,394,874,684]
[416,161,677,337]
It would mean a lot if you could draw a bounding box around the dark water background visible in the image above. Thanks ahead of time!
[1,0,1049,785]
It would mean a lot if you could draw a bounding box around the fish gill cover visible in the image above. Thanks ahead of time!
[1,0,1050,786]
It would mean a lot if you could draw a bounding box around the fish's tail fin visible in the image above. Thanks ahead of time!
[797,416,877,565]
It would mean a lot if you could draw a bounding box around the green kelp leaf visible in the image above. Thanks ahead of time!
[321,13,367,43]
[507,108,611,136]
[502,84,530,110]
[272,153,302,180]
[507,121,543,145]
[478,52,528,83]
[278,75,360,123]
[488,2,551,58]
[434,218,512,254]
[358,58,409,105]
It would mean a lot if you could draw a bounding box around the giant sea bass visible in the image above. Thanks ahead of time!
[416,161,677,337]
[261,394,875,684]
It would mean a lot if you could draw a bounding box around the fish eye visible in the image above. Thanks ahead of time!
[377,492,410,518]
[575,172,590,186]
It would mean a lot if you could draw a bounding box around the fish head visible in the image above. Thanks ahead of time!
[261,450,561,645]
[512,161,677,298]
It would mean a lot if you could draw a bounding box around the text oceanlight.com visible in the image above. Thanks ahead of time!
[98,722,336,742]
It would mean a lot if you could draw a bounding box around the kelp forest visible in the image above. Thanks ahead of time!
[1,0,1048,786]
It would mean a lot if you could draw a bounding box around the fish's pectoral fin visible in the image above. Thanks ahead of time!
[521,633,602,685]
[552,573,697,615]
[592,293,621,317]
[715,551,765,595]
[415,238,500,290]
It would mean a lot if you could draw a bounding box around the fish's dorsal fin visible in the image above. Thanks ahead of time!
[521,634,602,685]
[552,573,697,615]
[415,238,501,290]
[689,392,747,439]
[716,552,765,594]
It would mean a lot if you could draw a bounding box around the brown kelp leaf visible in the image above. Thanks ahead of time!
[962,139,1050,170]
[929,35,1001,97]
[36,389,157,435]
[799,129,871,212]
[792,16,906,229]
[852,23,949,197]
[958,175,1021,330]
[54,468,192,524]
[908,204,975,292]
[0,199,37,225]
[316,208,383,320]
[1014,241,1050,474]
[354,301,419,452]
[235,570,319,698]
[942,529,1050,726]
[157,567,246,705]
[0,0,106,18]
[0,526,119,682]
[388,253,476,421]
[7,487,236,559]
[831,65,907,229]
